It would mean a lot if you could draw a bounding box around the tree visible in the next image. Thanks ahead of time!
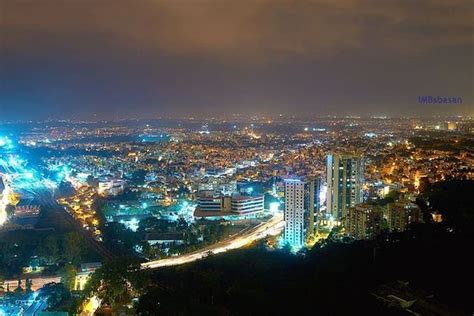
[83,258,147,309]
[39,283,70,309]
[138,217,170,233]
[62,232,85,264]
[25,278,32,293]
[37,235,59,263]
[420,180,474,231]
[103,222,140,255]
[59,264,77,291]
[15,279,22,294]
[176,217,188,232]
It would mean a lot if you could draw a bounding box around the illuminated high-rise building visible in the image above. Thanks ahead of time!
[326,153,364,221]
[345,204,383,240]
[284,178,319,249]
[385,201,422,232]
[309,176,322,213]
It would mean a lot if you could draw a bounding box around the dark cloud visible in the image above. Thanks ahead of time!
[0,0,472,119]
[3,0,472,61]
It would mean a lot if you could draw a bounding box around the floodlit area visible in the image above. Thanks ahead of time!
[0,137,58,227]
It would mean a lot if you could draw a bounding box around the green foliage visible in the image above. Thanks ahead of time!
[420,180,474,230]
[101,222,141,255]
[37,235,59,263]
[137,217,170,233]
[83,257,147,308]
[0,230,90,278]
[62,232,86,264]
[176,217,188,232]
[39,283,71,310]
[59,264,77,291]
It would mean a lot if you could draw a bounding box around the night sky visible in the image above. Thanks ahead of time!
[1,0,472,120]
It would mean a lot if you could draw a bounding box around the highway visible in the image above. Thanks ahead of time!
[56,184,283,264]
[2,276,61,292]
[142,213,284,269]
[0,213,283,316]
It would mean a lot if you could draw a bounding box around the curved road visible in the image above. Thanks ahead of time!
[142,213,284,269]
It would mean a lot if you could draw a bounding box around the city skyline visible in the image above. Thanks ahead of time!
[1,0,473,120]
[0,1,473,315]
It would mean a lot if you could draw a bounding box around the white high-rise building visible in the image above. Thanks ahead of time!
[326,153,365,221]
[284,179,306,249]
[284,178,319,249]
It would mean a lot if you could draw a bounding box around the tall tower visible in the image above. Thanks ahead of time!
[326,153,364,221]
[308,176,322,213]
[284,178,318,249]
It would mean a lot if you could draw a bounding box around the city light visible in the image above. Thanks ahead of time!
[120,218,140,232]
[0,136,14,150]
[0,137,59,227]
[1,2,473,314]
[269,201,281,213]
[143,213,284,269]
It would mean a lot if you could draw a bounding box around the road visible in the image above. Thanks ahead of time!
[54,202,116,260]
[2,276,61,292]
[142,213,284,269]
[0,213,283,316]
[56,185,283,264]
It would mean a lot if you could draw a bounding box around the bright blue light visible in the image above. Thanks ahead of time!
[364,132,377,138]
[284,178,302,183]
[0,136,15,151]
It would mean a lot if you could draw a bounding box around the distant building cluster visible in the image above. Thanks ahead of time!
[283,150,428,249]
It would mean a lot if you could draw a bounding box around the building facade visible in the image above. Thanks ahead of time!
[284,178,319,249]
[197,190,231,212]
[385,201,422,232]
[345,204,383,240]
[197,190,264,215]
[327,153,365,220]
[231,194,264,214]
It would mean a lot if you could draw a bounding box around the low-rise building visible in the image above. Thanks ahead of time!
[231,194,264,214]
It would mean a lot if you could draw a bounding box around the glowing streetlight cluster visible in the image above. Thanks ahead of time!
[0,135,60,227]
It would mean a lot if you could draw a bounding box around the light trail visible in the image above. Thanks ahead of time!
[0,137,61,227]
[142,213,284,269]
[1,276,61,292]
